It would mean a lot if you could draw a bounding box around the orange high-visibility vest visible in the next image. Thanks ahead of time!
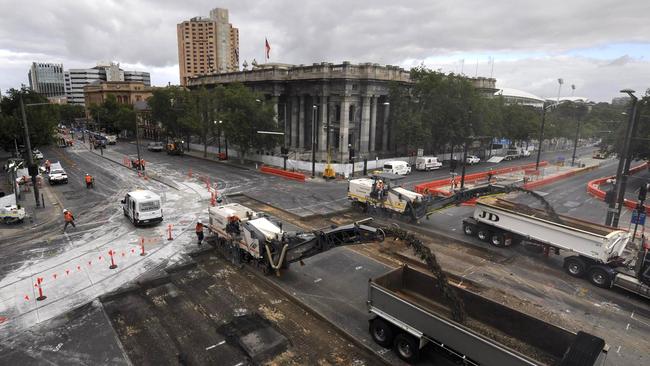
[64,211,74,222]
[196,223,204,233]
[85,175,92,183]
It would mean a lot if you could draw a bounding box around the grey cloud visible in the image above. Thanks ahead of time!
[1,0,650,101]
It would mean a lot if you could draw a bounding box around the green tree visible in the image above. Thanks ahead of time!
[87,95,137,134]
[221,83,276,163]
[0,88,58,150]
[56,104,85,126]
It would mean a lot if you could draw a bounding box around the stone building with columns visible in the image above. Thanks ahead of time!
[188,62,496,162]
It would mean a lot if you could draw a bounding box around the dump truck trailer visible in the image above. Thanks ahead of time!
[462,197,650,298]
[368,265,608,365]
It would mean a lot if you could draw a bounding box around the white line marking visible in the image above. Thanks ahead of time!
[205,340,226,350]
[314,278,322,283]
[616,345,621,354]
[625,323,630,331]
[355,266,363,270]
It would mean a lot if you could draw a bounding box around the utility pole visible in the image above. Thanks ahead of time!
[19,94,40,207]
[535,106,547,171]
[135,116,142,169]
[606,89,638,227]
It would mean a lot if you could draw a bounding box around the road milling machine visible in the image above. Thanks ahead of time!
[207,203,385,274]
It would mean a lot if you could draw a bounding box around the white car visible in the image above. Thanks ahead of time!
[33,149,44,160]
[466,155,480,164]
[147,141,164,152]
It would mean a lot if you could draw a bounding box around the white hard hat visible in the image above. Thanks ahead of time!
[197,219,202,224]
[63,209,67,213]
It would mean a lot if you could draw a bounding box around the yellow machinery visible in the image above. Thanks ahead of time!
[323,146,336,179]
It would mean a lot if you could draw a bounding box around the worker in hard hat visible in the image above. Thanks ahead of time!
[195,219,204,246]
[85,174,94,188]
[63,209,76,232]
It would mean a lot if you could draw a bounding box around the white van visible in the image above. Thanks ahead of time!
[383,161,411,175]
[48,162,68,185]
[122,190,163,226]
[415,156,442,171]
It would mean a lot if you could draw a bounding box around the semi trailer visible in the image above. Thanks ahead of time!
[368,265,608,365]
[462,197,650,298]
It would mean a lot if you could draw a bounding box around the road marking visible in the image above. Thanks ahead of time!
[314,278,322,283]
[616,345,621,354]
[205,340,226,350]
[630,311,650,327]
[355,266,363,270]
[625,323,630,331]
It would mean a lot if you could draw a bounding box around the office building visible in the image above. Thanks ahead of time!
[67,62,151,106]
[177,7,239,86]
[28,62,66,98]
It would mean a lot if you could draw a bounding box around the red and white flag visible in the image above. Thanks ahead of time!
[265,38,271,60]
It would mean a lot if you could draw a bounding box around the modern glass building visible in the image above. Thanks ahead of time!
[28,62,66,98]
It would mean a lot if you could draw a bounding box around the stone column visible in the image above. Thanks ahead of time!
[382,102,389,151]
[319,96,328,154]
[298,95,305,149]
[370,96,377,152]
[360,96,371,153]
[291,96,298,148]
[340,96,350,160]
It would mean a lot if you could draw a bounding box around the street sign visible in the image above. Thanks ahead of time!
[631,210,646,225]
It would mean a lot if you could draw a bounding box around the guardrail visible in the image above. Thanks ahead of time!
[586,162,650,214]
[260,165,306,182]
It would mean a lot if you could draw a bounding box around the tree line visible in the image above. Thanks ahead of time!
[387,66,629,157]
[0,88,85,152]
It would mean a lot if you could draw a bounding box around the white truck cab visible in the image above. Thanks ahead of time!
[383,161,411,175]
[415,156,442,171]
[121,190,163,226]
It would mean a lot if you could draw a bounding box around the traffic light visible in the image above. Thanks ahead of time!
[639,183,648,202]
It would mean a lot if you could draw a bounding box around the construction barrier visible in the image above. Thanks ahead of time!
[523,164,598,190]
[586,162,650,214]
[260,165,305,182]
[414,161,549,193]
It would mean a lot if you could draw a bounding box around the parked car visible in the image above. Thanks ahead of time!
[147,141,164,152]
[466,155,480,164]
[32,149,44,160]
[415,156,442,171]
[48,162,68,185]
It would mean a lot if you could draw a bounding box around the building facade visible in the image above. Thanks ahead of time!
[83,81,153,109]
[28,62,66,98]
[67,62,151,106]
[189,62,496,161]
[177,7,239,86]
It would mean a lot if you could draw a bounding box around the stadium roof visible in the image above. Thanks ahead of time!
[494,88,545,102]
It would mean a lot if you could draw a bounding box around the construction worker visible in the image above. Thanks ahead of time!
[195,220,204,246]
[139,159,145,171]
[84,174,94,188]
[226,215,241,235]
[63,209,76,231]
[44,160,51,174]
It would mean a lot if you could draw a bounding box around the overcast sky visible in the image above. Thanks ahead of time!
[1,0,649,102]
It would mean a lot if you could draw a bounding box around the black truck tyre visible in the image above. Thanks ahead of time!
[564,256,587,277]
[587,267,613,288]
[393,333,420,363]
[477,229,490,241]
[462,222,476,236]
[369,318,394,348]
[490,232,506,247]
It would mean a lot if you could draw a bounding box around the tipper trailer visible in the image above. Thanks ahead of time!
[462,197,650,298]
[368,265,608,365]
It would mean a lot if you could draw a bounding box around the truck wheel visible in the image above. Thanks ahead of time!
[564,257,587,277]
[369,318,394,348]
[393,333,419,363]
[490,233,506,247]
[477,229,490,241]
[587,267,613,288]
[462,223,476,236]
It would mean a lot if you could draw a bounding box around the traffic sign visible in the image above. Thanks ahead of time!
[631,210,646,225]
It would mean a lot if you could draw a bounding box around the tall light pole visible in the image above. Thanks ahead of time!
[607,89,639,227]
[311,105,317,178]
[535,99,570,170]
[20,95,49,207]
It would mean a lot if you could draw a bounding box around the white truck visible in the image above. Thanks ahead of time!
[348,173,429,221]
[121,190,163,226]
[48,162,68,185]
[415,156,442,171]
[462,197,650,298]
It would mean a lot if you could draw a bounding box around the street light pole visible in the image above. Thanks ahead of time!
[312,105,317,178]
[535,104,547,171]
[19,95,40,207]
[606,89,638,227]
[571,116,582,167]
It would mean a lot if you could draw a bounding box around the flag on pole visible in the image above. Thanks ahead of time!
[265,38,271,61]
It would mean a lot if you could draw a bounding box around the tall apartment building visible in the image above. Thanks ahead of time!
[177,7,239,86]
[67,62,151,105]
[28,62,66,98]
